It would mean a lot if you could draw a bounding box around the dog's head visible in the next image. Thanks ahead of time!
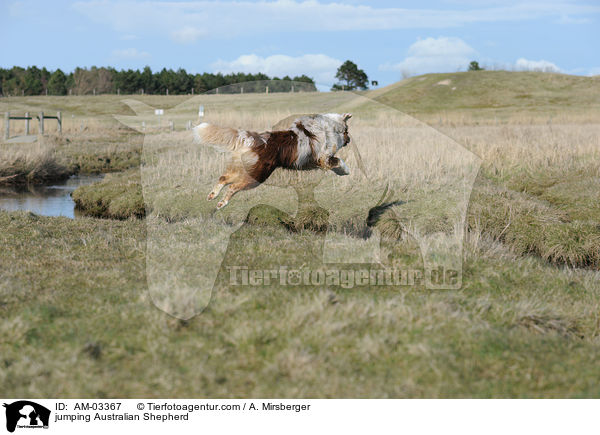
[323,113,352,152]
[273,112,353,161]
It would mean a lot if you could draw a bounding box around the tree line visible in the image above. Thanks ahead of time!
[0,66,317,96]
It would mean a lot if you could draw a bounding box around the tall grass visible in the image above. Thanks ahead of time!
[73,105,600,271]
[0,141,72,185]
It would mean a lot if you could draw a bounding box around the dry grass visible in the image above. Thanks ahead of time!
[67,98,600,322]
[1,210,600,397]
[2,86,600,397]
[0,141,73,185]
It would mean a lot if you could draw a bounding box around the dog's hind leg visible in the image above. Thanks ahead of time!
[208,173,235,200]
[216,180,256,209]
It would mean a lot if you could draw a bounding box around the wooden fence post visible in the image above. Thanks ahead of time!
[4,111,9,140]
[25,112,30,135]
[57,111,62,134]
[39,111,44,135]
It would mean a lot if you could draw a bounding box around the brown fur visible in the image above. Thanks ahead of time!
[204,128,304,208]
[197,114,351,209]
[246,130,300,182]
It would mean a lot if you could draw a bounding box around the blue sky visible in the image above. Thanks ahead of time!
[1,0,598,88]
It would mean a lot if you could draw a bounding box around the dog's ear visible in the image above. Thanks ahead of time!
[343,113,352,122]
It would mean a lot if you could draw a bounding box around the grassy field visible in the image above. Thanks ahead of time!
[1,72,600,397]
[373,70,600,120]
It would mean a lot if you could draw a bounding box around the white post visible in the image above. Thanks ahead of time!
[93,88,96,96]
[166,88,169,96]
[169,120,174,132]
[266,86,269,94]
[241,86,243,94]
[291,85,294,93]
[4,111,9,140]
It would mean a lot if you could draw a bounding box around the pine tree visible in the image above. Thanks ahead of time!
[333,60,369,91]
[48,69,67,95]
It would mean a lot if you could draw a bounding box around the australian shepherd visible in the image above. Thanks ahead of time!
[193,113,352,209]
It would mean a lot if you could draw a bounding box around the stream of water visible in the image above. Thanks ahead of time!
[0,175,104,219]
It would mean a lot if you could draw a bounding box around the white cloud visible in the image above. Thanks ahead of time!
[557,14,591,24]
[111,48,150,59]
[515,58,560,72]
[380,37,476,76]
[8,1,26,17]
[120,34,139,41]
[72,1,600,42]
[170,26,206,44]
[211,54,342,86]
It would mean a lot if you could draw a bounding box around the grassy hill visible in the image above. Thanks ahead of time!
[372,70,600,117]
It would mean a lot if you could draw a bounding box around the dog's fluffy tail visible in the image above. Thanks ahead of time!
[193,122,258,152]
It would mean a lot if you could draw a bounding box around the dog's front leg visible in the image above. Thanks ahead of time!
[321,156,350,176]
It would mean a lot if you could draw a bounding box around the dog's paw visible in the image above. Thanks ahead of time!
[331,159,350,176]
[216,200,228,210]
[331,165,350,176]
[207,191,216,201]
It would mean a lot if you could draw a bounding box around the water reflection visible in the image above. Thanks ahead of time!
[0,175,104,219]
